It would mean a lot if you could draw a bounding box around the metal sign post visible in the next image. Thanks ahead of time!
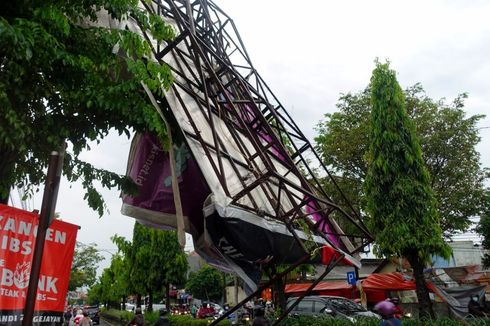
[22,146,65,326]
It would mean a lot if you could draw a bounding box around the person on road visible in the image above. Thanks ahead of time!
[153,308,170,326]
[374,300,402,326]
[389,297,404,319]
[73,309,84,326]
[63,308,72,326]
[127,307,145,326]
[468,295,489,317]
[190,304,198,318]
[79,311,93,326]
[252,306,270,326]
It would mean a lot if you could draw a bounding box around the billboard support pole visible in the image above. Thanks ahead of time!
[22,145,65,326]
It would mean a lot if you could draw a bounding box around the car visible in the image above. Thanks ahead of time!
[227,307,251,325]
[286,296,380,321]
[208,302,224,316]
[85,305,100,325]
[125,303,135,312]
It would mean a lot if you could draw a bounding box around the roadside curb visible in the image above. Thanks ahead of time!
[100,316,122,326]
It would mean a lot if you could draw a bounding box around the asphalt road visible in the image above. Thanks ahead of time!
[98,318,116,326]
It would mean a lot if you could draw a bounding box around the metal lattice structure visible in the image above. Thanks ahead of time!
[143,0,371,249]
[118,0,374,323]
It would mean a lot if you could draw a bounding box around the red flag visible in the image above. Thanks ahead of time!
[0,204,78,324]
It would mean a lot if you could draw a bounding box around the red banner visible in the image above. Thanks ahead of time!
[0,204,78,325]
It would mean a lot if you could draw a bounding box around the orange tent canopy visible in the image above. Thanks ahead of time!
[362,272,417,291]
[285,281,355,298]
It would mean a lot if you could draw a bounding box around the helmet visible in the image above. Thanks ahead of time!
[374,300,395,316]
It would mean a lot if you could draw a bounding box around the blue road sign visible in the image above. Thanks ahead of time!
[347,271,357,285]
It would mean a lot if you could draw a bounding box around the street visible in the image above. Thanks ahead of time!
[98,318,115,326]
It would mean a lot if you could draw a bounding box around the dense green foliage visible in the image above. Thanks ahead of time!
[167,314,230,326]
[88,223,187,309]
[69,242,104,291]
[186,264,224,302]
[315,85,488,236]
[101,309,231,325]
[365,61,450,318]
[101,310,490,326]
[0,0,174,212]
[87,252,129,306]
[282,316,490,326]
[475,192,490,268]
[365,62,450,260]
[103,222,188,310]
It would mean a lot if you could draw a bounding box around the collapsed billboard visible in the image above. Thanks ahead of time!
[123,132,358,290]
[112,0,372,291]
[0,204,78,325]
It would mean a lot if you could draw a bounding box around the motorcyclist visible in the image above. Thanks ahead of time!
[468,295,489,317]
[389,297,404,319]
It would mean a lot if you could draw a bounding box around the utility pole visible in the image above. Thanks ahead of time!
[22,146,65,326]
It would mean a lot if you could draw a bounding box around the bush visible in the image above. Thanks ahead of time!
[100,309,130,325]
[281,316,379,326]
[280,317,490,326]
[144,311,160,324]
[168,315,230,325]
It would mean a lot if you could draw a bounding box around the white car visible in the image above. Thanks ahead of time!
[125,303,135,312]
[208,303,224,316]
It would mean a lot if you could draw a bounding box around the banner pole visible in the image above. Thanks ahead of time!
[22,145,65,326]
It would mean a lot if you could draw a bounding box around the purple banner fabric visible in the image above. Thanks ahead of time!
[122,133,210,235]
[305,200,340,247]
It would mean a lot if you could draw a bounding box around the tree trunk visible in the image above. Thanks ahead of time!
[136,294,142,308]
[147,290,153,312]
[165,283,171,311]
[222,273,227,305]
[0,193,7,205]
[122,296,126,311]
[406,252,434,319]
[272,276,286,312]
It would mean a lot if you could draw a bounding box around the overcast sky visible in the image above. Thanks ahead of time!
[12,0,490,272]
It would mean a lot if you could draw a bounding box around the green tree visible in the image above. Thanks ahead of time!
[87,282,102,305]
[88,252,131,308]
[113,222,188,311]
[98,266,119,308]
[69,242,104,291]
[106,252,131,306]
[476,191,490,268]
[186,265,224,302]
[365,61,450,318]
[315,85,488,236]
[0,0,174,212]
